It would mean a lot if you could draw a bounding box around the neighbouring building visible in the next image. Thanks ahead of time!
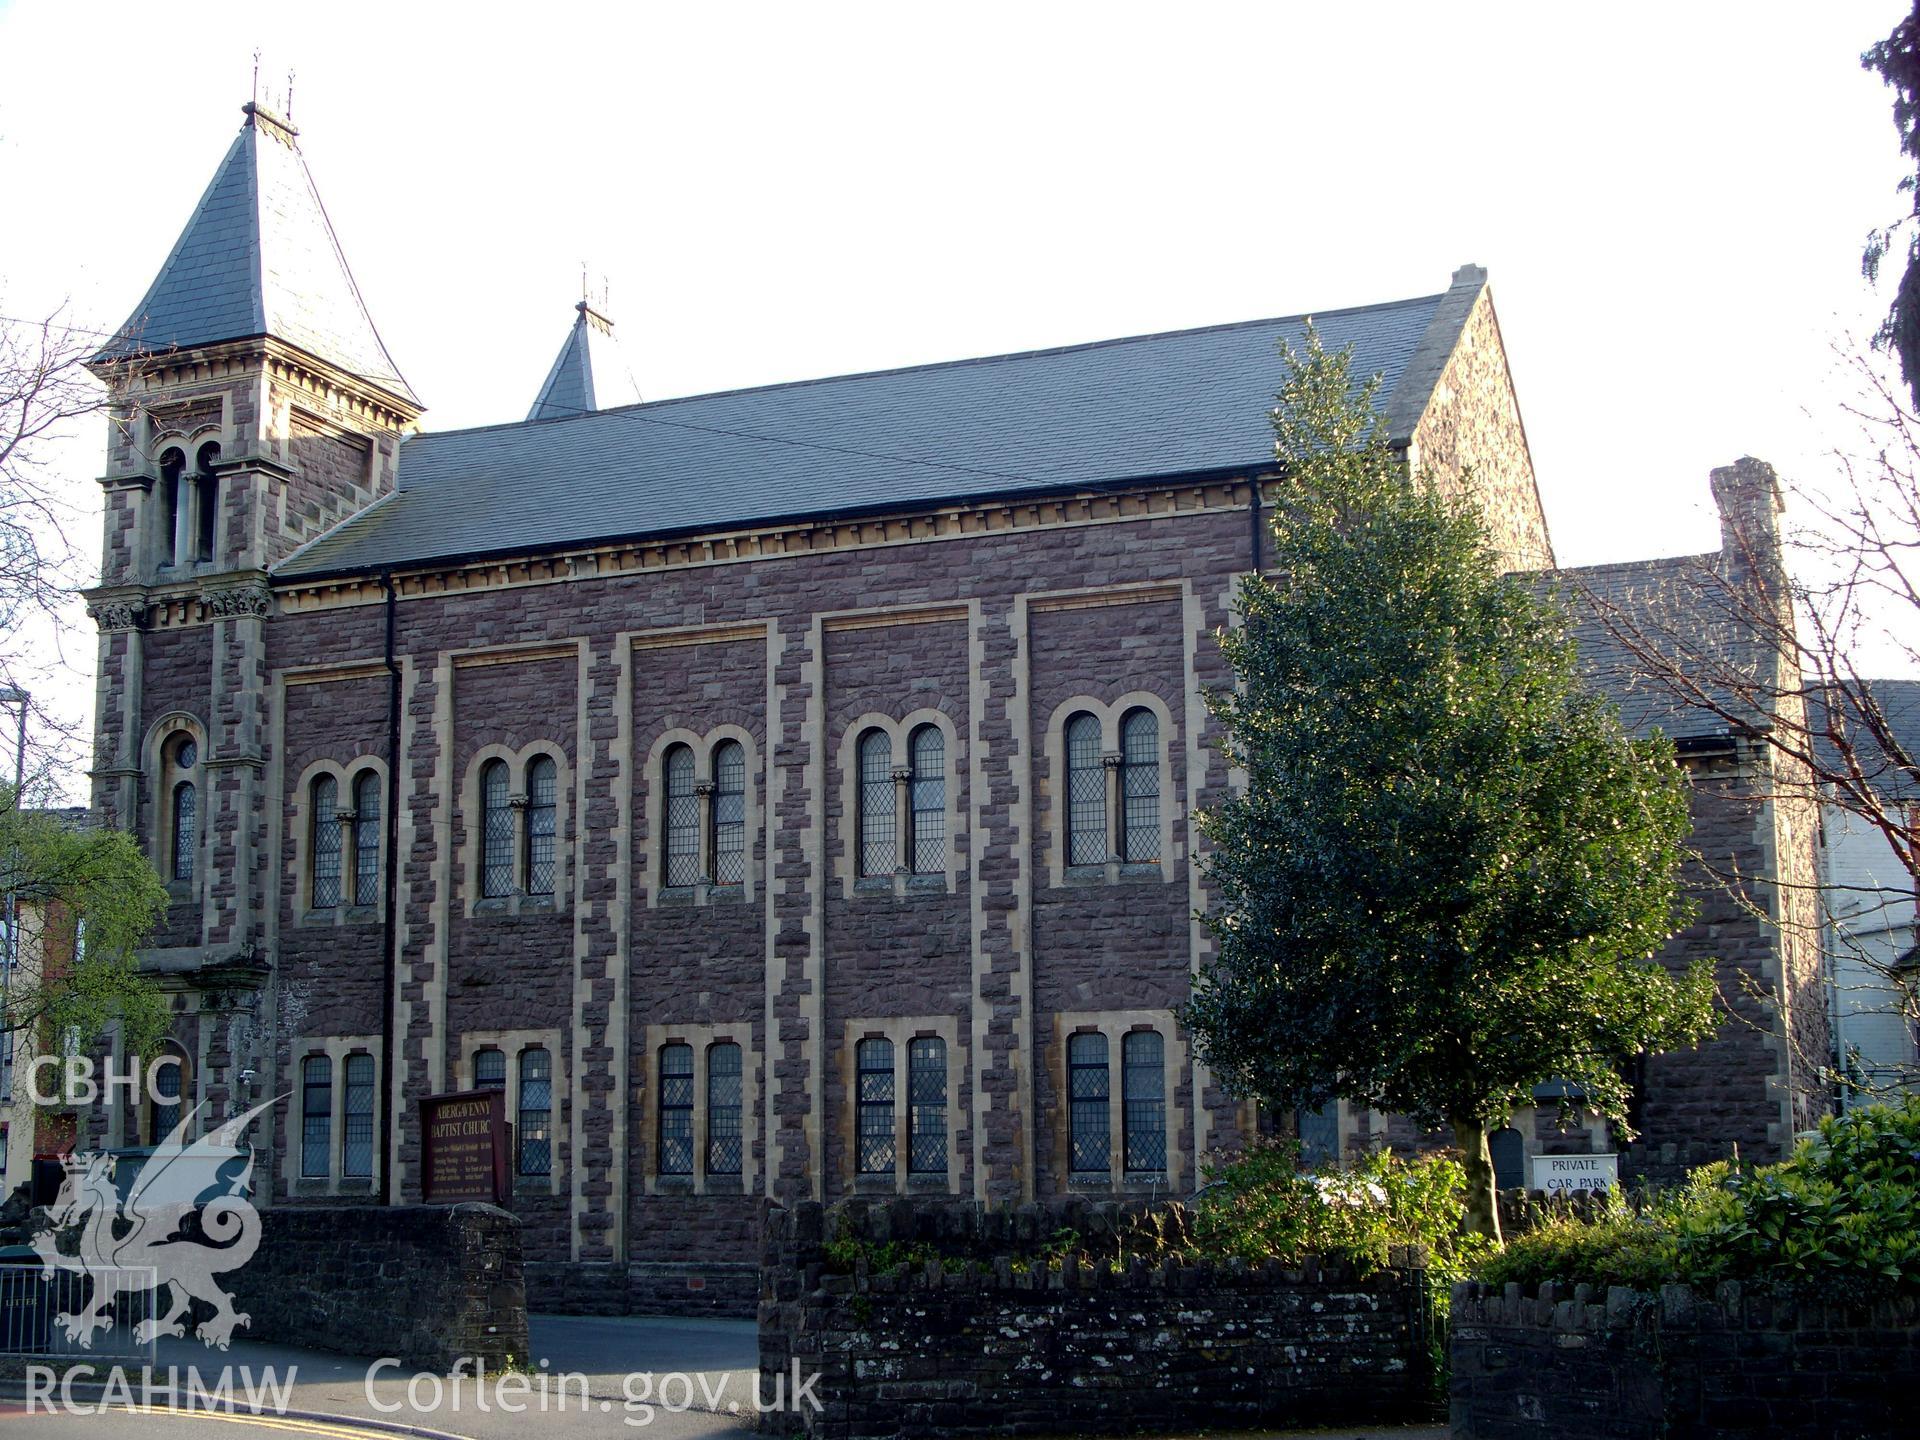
[73,103,1828,1309]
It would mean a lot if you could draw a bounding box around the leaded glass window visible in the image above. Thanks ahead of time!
[525,756,557,896]
[1119,708,1161,862]
[1065,713,1106,865]
[171,780,196,882]
[473,1047,506,1092]
[311,775,342,909]
[519,1047,552,1176]
[856,1037,895,1174]
[150,1052,183,1143]
[857,730,895,876]
[1068,1032,1110,1174]
[1122,1030,1166,1175]
[908,726,944,873]
[708,1042,743,1175]
[301,1055,331,1179]
[713,742,746,885]
[343,1053,375,1178]
[664,746,700,886]
[480,760,513,898]
[659,1043,694,1176]
[353,771,382,906]
[907,1036,947,1174]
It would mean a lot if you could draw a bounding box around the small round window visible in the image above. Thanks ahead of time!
[174,736,197,769]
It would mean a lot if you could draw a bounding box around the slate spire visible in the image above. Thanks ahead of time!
[93,102,419,408]
[527,301,643,421]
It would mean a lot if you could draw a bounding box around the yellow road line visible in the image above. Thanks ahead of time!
[89,1403,442,1440]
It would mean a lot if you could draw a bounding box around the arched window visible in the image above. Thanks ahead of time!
[480,760,513,898]
[525,755,557,896]
[1118,708,1160,863]
[907,1036,947,1174]
[157,448,184,567]
[194,441,220,563]
[311,774,342,909]
[352,771,382,907]
[301,1055,331,1179]
[907,725,944,874]
[659,1043,694,1175]
[518,1047,552,1176]
[663,745,699,887]
[1068,1032,1110,1174]
[708,1042,743,1175]
[343,1053,375,1179]
[1121,1030,1166,1176]
[1064,713,1106,865]
[148,1046,186,1144]
[168,733,198,883]
[856,1037,895,1174]
[473,1047,506,1092]
[857,730,895,877]
[712,742,746,885]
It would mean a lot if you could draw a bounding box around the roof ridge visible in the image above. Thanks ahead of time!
[1550,550,1721,578]
[415,290,1448,446]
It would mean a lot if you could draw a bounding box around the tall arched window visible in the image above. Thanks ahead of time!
[708,1042,743,1175]
[857,730,895,877]
[1121,1029,1166,1176]
[1064,713,1105,865]
[712,741,746,885]
[525,755,557,896]
[352,771,382,907]
[169,734,198,883]
[149,1046,187,1144]
[157,448,184,567]
[311,774,342,909]
[480,760,513,898]
[1068,1032,1110,1174]
[663,745,699,887]
[343,1053,375,1179]
[659,1043,694,1175]
[907,1035,947,1174]
[907,725,944,874]
[856,1037,895,1174]
[301,1055,331,1179]
[194,441,220,563]
[518,1047,552,1176]
[1118,708,1160,863]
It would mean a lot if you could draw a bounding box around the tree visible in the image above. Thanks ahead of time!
[2,789,170,1080]
[1185,331,1716,1242]
[1863,2,1920,412]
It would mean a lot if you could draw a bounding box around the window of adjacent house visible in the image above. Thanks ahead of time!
[169,734,198,883]
[480,760,513,899]
[659,1043,694,1175]
[907,1035,947,1174]
[708,1042,743,1175]
[1065,713,1106,865]
[663,745,699,887]
[343,1053,375,1179]
[1122,1030,1166,1175]
[907,726,945,874]
[158,449,184,567]
[525,756,557,897]
[194,442,220,563]
[712,742,746,885]
[473,1047,506,1093]
[856,1036,895,1174]
[301,1055,331,1179]
[1118,709,1161,863]
[352,771,381,906]
[149,1050,184,1143]
[857,730,895,877]
[311,774,342,909]
[519,1047,552,1176]
[1068,1032,1111,1174]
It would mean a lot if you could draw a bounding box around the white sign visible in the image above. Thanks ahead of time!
[1531,1153,1617,1193]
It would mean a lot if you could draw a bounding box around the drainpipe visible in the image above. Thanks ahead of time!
[1248,480,1263,575]
[379,572,400,1205]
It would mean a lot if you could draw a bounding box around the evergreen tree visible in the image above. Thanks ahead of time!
[1186,332,1716,1240]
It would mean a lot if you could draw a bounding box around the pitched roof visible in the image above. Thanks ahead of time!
[528,302,643,421]
[91,104,418,407]
[277,283,1461,579]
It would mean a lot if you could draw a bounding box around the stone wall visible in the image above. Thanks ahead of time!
[227,1203,529,1369]
[1450,1278,1914,1439]
[760,1200,1433,1439]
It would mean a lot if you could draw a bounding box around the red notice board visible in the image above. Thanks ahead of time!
[420,1089,508,1204]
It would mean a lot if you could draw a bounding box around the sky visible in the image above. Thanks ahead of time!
[0,0,1913,797]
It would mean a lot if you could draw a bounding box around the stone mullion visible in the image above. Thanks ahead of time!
[571,638,625,1263]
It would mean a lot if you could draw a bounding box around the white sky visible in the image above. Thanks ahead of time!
[0,0,1913,797]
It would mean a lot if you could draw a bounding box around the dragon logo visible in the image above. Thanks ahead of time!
[30,1096,275,1351]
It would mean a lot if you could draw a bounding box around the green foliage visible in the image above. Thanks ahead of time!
[822,1221,937,1276]
[1863,4,1920,412]
[0,791,170,1065]
[1482,1099,1920,1299]
[1187,327,1714,1150]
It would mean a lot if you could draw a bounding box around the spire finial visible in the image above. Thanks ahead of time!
[252,49,261,107]
[285,68,295,123]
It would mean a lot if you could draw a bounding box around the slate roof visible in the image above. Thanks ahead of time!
[1809,679,1920,799]
[92,104,418,407]
[528,303,644,421]
[277,289,1448,579]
